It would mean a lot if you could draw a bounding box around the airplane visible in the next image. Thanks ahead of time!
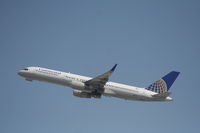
[18,64,180,101]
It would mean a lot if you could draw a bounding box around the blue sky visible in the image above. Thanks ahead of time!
[0,0,200,133]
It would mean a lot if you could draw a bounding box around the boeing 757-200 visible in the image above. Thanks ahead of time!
[18,64,180,101]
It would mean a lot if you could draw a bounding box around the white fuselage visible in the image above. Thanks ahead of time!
[18,67,172,101]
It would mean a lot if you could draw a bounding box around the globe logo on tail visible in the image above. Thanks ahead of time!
[146,79,167,93]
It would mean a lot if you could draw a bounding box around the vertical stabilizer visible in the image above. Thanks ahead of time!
[146,71,180,93]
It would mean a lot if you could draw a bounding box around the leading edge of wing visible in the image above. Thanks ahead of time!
[84,64,117,91]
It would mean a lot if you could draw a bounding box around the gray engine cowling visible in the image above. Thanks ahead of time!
[70,80,85,90]
[73,90,91,98]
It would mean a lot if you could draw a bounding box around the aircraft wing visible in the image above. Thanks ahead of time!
[84,64,117,93]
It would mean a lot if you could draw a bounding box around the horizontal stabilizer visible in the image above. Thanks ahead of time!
[152,92,171,98]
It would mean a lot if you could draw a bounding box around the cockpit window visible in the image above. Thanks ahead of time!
[24,68,28,71]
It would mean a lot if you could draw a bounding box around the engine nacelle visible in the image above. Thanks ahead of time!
[70,80,85,90]
[73,90,91,98]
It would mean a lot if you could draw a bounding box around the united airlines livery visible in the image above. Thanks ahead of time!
[18,64,180,101]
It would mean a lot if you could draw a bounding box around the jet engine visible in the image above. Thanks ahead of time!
[70,80,85,90]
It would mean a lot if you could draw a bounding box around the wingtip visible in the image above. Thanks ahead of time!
[111,64,117,72]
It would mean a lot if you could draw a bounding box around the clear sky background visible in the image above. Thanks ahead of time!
[1,0,200,133]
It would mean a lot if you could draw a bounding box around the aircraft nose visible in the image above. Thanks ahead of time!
[18,70,24,76]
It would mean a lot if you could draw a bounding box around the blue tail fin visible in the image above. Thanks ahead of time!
[146,71,180,93]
